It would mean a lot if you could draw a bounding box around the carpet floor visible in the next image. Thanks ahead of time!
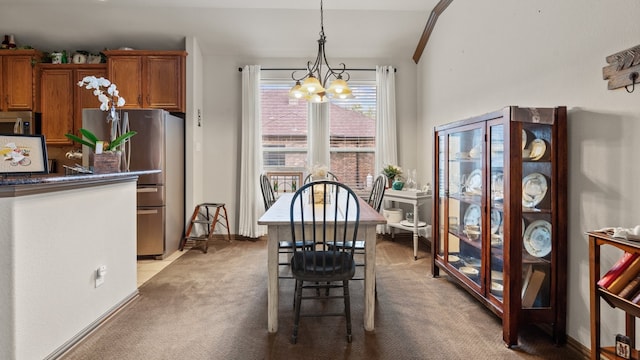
[61,235,584,360]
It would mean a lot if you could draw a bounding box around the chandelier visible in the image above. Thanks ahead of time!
[289,0,352,103]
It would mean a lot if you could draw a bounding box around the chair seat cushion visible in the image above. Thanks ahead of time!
[291,251,356,281]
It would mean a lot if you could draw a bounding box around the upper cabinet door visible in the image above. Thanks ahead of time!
[75,66,107,134]
[144,55,183,111]
[108,55,143,108]
[3,55,36,110]
[40,68,74,144]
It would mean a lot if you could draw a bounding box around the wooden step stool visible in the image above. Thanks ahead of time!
[180,203,231,253]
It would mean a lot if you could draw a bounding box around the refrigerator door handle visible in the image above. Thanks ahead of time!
[137,209,159,215]
[137,187,158,193]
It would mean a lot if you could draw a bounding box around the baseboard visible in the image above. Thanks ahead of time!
[45,290,140,360]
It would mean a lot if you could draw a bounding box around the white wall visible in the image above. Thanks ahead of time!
[185,37,205,221]
[200,56,418,233]
[417,0,640,350]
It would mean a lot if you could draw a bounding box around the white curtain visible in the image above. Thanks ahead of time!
[375,65,398,175]
[308,102,330,170]
[238,65,265,237]
[376,65,398,233]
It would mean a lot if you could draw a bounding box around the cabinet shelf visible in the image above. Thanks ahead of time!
[433,106,567,348]
[590,231,640,359]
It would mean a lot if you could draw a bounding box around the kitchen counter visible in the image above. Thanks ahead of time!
[0,170,160,197]
[0,170,153,359]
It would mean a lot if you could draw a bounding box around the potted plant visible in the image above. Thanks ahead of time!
[382,164,402,188]
[65,128,136,153]
[64,128,136,173]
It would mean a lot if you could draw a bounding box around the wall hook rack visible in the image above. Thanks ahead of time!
[603,44,640,92]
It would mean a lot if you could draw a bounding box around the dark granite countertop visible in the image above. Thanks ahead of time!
[0,170,161,197]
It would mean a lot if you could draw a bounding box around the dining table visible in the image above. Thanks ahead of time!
[258,191,387,333]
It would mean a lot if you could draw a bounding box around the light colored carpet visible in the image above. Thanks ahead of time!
[61,235,584,360]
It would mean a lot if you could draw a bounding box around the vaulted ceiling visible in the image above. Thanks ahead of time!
[0,0,439,59]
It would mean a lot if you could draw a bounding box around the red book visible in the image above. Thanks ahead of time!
[609,256,640,294]
[598,252,639,288]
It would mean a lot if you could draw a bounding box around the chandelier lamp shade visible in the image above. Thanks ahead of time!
[289,0,352,103]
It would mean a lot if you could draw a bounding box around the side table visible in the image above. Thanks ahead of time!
[383,189,432,260]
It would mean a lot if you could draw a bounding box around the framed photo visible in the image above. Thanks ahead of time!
[0,134,48,175]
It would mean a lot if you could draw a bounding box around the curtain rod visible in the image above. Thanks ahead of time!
[238,67,397,72]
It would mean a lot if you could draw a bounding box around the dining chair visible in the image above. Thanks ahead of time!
[260,173,298,279]
[289,180,360,344]
[330,174,386,282]
[303,171,339,184]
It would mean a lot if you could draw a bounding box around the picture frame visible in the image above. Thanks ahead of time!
[0,134,48,175]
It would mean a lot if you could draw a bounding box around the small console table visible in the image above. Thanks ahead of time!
[383,189,432,260]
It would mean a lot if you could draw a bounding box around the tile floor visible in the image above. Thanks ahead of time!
[136,249,189,287]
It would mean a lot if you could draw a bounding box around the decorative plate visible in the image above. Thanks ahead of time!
[448,255,460,263]
[491,234,503,247]
[460,266,479,277]
[491,281,504,296]
[491,209,502,234]
[523,220,552,257]
[491,172,504,200]
[529,139,547,161]
[465,169,482,195]
[469,144,482,159]
[464,204,481,228]
[491,270,503,282]
[522,172,548,208]
[522,129,528,150]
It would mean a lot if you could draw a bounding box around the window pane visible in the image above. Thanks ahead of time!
[261,82,308,170]
[330,81,376,191]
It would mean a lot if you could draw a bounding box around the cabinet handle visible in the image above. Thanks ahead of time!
[137,209,159,215]
[146,94,150,105]
[138,95,142,106]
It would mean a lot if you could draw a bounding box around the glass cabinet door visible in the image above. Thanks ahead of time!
[521,122,553,308]
[447,127,483,286]
[437,134,445,260]
[488,123,504,300]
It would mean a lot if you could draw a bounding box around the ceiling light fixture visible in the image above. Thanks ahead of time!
[289,0,352,103]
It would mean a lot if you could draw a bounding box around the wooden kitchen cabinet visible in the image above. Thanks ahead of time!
[104,50,186,112]
[0,50,41,111]
[39,64,106,144]
[432,106,568,347]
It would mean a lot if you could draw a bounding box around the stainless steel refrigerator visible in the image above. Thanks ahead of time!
[83,108,185,258]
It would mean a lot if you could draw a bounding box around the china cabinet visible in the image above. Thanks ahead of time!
[0,50,41,111]
[103,50,186,112]
[39,64,106,144]
[589,231,640,360]
[431,106,567,347]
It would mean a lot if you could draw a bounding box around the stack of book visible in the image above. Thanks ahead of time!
[598,252,640,303]
[522,265,547,308]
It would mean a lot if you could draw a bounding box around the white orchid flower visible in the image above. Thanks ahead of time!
[77,75,126,112]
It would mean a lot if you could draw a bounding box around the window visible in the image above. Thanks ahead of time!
[260,78,377,191]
